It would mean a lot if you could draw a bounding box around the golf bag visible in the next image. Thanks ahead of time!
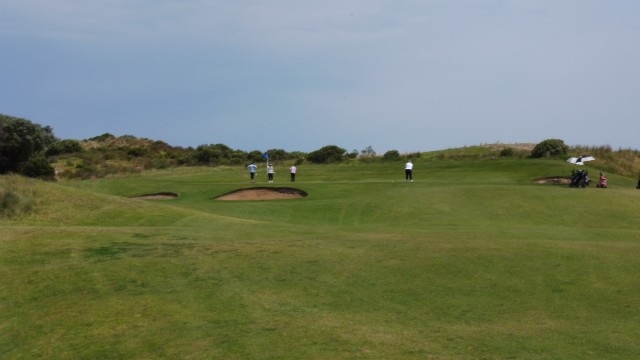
[570,169,590,188]
[596,172,607,188]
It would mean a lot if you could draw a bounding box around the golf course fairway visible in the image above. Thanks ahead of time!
[2,156,639,359]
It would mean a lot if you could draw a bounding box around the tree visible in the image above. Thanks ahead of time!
[307,145,347,164]
[531,139,569,158]
[0,114,57,174]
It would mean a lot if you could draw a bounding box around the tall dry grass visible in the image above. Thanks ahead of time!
[571,145,640,178]
[0,175,40,219]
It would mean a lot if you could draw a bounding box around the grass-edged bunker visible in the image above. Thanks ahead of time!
[130,192,178,199]
[215,187,308,200]
[533,176,572,185]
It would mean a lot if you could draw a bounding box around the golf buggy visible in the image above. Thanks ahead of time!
[569,169,590,188]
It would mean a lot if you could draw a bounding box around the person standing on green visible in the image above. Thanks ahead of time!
[247,162,257,183]
[405,160,413,182]
[267,163,275,183]
[290,164,297,182]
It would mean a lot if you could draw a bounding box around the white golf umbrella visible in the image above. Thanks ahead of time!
[567,155,595,165]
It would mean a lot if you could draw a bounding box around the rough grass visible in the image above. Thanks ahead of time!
[2,156,640,359]
[0,175,42,219]
[570,145,640,178]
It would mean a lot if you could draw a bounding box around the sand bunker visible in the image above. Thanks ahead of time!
[533,177,572,185]
[131,192,178,200]
[215,187,308,201]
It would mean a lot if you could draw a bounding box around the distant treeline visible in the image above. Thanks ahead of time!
[1,114,638,180]
[0,114,421,180]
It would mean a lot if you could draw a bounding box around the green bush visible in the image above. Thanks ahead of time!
[500,147,514,157]
[307,145,347,164]
[46,139,83,156]
[531,139,568,158]
[18,156,55,180]
[383,150,401,160]
[126,147,148,158]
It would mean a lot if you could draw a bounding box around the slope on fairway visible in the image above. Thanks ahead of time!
[0,174,255,228]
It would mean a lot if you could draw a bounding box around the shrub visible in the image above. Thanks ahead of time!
[500,148,514,157]
[307,145,347,164]
[89,133,116,142]
[126,147,148,158]
[383,150,401,160]
[531,139,568,158]
[194,144,238,165]
[46,139,83,156]
[264,149,289,161]
[19,156,55,180]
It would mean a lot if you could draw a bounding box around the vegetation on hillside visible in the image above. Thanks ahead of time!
[2,114,639,180]
[570,144,640,179]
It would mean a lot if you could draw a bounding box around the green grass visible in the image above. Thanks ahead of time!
[2,156,640,359]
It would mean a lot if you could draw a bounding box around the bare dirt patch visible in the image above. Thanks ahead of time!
[131,192,178,200]
[215,187,308,201]
[533,177,572,185]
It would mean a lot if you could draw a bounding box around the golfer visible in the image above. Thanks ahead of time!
[405,160,413,182]
[247,162,257,183]
[267,163,275,183]
[290,165,297,182]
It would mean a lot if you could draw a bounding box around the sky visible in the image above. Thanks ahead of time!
[1,1,639,153]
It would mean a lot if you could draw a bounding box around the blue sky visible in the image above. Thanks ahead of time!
[1,1,639,153]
